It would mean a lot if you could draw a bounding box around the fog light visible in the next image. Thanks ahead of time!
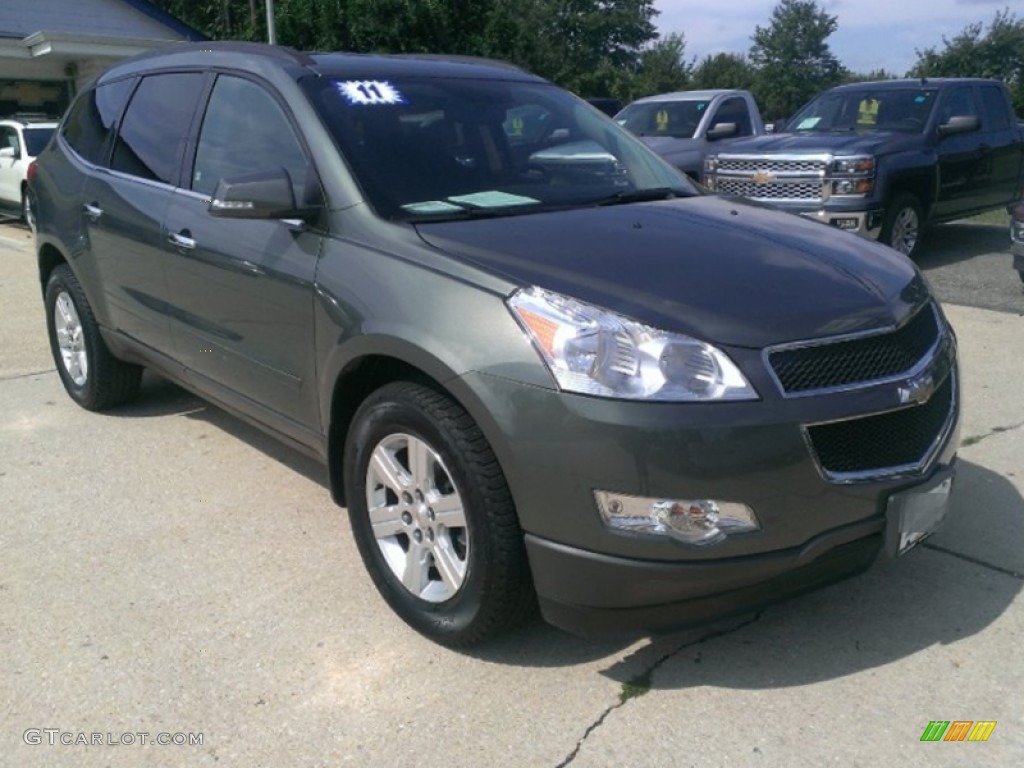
[831,217,860,231]
[595,491,760,546]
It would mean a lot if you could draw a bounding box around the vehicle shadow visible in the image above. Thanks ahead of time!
[107,372,329,489]
[595,458,1022,690]
[916,222,1009,268]
[469,459,1021,678]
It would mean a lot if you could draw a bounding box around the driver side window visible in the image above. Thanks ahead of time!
[192,76,310,199]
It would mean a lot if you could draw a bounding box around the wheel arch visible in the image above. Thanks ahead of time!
[324,343,513,511]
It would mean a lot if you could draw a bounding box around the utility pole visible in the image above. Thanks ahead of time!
[266,0,277,44]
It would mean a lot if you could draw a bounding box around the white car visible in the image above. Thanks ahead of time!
[0,117,58,231]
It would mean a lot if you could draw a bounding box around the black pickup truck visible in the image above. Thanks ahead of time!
[704,78,1024,258]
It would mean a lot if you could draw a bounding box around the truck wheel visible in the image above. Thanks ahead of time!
[344,381,535,646]
[44,264,142,410]
[880,193,923,259]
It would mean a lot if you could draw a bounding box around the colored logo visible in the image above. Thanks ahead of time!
[920,721,996,742]
[751,171,776,184]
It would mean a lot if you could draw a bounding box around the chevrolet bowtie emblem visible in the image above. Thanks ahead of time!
[898,373,936,406]
[751,171,775,184]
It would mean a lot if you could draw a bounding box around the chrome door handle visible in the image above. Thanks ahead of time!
[167,232,196,250]
[82,203,103,222]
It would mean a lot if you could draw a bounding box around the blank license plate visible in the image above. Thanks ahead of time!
[885,474,954,557]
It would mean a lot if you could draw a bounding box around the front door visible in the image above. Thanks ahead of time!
[163,74,323,432]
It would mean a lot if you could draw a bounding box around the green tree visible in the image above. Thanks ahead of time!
[691,52,756,91]
[749,0,846,120]
[910,9,1024,117]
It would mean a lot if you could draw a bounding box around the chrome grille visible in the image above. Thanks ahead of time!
[716,158,826,174]
[717,179,822,200]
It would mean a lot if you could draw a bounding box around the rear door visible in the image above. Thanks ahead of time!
[977,83,1021,208]
[162,73,323,433]
[82,72,206,351]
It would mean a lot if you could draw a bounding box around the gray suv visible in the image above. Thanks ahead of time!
[32,43,960,646]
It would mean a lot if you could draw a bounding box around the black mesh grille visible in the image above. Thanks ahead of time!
[807,373,953,476]
[770,305,939,393]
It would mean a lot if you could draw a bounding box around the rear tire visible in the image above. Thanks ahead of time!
[880,193,923,259]
[44,264,142,410]
[22,190,36,233]
[344,381,534,647]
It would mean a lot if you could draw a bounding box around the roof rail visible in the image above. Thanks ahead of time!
[124,41,317,68]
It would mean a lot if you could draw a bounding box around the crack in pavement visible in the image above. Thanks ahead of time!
[922,542,1024,580]
[0,368,55,382]
[555,613,762,767]
[959,421,1024,448]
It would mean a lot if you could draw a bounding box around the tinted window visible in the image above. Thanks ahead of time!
[617,100,709,138]
[302,76,693,221]
[787,88,938,133]
[714,97,754,137]
[61,78,135,166]
[111,73,204,184]
[979,86,1011,131]
[23,127,55,156]
[938,86,979,125]
[192,75,310,198]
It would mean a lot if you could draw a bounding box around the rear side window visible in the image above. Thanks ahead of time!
[111,73,204,185]
[62,78,136,166]
[979,86,1011,132]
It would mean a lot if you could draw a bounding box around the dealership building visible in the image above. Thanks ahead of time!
[0,0,204,117]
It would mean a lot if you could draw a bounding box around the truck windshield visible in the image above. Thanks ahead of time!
[615,100,707,139]
[300,76,695,221]
[786,88,938,134]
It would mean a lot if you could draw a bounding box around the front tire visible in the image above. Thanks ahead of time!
[44,264,142,410]
[344,381,534,646]
[880,192,923,259]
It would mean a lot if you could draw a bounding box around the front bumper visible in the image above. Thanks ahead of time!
[452,321,960,637]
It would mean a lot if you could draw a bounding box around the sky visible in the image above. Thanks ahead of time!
[653,0,1012,76]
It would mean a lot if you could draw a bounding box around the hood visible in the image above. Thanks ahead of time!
[716,130,921,157]
[415,196,925,348]
[638,136,701,154]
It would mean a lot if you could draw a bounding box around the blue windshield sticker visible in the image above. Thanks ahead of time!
[697,102,707,111]
[337,80,405,106]
[914,95,927,103]
[797,117,821,129]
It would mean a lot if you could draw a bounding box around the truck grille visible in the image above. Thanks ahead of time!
[806,372,954,478]
[711,156,828,203]
[717,178,822,201]
[769,304,941,394]
[716,158,825,174]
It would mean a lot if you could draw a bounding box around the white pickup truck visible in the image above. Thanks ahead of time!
[614,89,766,180]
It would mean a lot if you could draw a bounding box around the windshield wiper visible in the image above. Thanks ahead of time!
[589,187,690,207]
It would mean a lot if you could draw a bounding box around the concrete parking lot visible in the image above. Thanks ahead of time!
[2,220,1022,767]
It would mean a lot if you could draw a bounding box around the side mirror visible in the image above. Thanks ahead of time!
[707,122,738,140]
[209,167,316,220]
[0,146,18,159]
[937,115,980,137]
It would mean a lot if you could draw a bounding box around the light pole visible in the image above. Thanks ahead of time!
[266,0,277,44]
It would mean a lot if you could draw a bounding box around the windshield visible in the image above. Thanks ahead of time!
[615,100,708,139]
[23,127,54,156]
[785,88,938,134]
[301,76,695,221]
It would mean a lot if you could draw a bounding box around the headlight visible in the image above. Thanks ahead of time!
[704,155,718,174]
[832,156,875,174]
[507,287,757,401]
